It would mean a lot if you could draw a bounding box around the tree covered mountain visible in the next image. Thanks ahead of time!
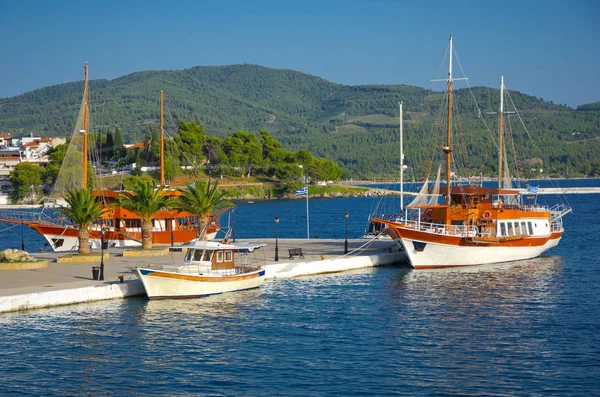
[1,64,599,178]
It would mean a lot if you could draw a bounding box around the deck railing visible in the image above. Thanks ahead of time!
[0,209,72,227]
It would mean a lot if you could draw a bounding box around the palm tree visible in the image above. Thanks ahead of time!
[56,188,109,255]
[117,178,173,249]
[175,180,233,240]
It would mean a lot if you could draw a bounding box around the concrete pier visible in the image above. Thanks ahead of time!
[520,187,600,194]
[0,238,405,313]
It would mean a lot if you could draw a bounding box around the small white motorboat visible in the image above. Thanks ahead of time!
[135,240,266,299]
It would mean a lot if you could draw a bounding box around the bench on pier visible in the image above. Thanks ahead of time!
[288,248,305,259]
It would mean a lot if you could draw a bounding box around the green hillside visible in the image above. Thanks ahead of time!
[1,64,599,178]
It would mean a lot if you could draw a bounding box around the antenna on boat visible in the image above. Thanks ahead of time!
[160,90,165,187]
[82,62,89,189]
[498,76,504,196]
[399,101,404,211]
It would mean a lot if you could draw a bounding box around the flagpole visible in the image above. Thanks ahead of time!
[306,187,310,239]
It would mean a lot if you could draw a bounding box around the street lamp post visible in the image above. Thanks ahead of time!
[274,216,279,261]
[20,216,25,251]
[99,227,105,281]
[344,212,349,254]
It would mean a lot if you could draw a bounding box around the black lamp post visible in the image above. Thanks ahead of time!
[20,216,25,251]
[344,212,349,254]
[274,216,279,261]
[99,227,105,281]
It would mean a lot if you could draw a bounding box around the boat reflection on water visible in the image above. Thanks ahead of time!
[384,256,565,392]
[389,256,563,306]
[139,287,266,318]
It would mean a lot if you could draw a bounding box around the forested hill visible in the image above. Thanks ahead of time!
[1,64,599,178]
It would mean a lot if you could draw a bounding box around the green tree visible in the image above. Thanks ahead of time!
[223,131,263,176]
[276,163,303,182]
[237,131,263,177]
[175,180,233,240]
[308,158,343,181]
[203,136,224,171]
[116,178,173,249]
[150,127,160,163]
[43,143,69,188]
[104,131,114,160]
[113,127,125,160]
[48,143,69,165]
[56,188,109,255]
[164,139,181,180]
[10,162,43,203]
[174,120,205,166]
[223,135,246,168]
[260,130,285,163]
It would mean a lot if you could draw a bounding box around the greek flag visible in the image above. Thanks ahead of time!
[527,185,539,194]
[295,186,308,196]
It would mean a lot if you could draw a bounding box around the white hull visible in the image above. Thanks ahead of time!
[398,236,562,269]
[41,232,217,252]
[135,268,265,299]
[42,234,142,252]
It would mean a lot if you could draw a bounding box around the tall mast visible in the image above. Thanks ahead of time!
[443,34,453,205]
[497,76,505,205]
[82,62,89,189]
[399,101,404,210]
[160,90,165,186]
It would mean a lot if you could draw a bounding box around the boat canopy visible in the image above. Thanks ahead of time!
[184,240,266,252]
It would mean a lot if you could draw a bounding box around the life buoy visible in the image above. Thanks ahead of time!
[481,210,491,220]
[425,209,433,218]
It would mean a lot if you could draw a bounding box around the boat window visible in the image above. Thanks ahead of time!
[125,219,141,228]
[521,222,527,236]
[217,251,223,262]
[203,251,213,261]
[499,223,506,237]
[185,250,193,261]
[225,251,232,261]
[514,222,520,236]
[51,238,64,248]
[528,222,533,235]
[507,222,513,236]
[193,250,204,261]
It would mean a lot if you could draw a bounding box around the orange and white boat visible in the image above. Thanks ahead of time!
[373,35,571,269]
[0,64,221,251]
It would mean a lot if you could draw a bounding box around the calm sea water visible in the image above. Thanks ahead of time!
[0,181,599,396]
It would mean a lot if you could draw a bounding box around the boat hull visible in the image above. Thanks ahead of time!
[396,231,563,269]
[135,267,265,299]
[21,222,216,252]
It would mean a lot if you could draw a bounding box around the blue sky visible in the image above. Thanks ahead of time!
[1,0,598,107]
